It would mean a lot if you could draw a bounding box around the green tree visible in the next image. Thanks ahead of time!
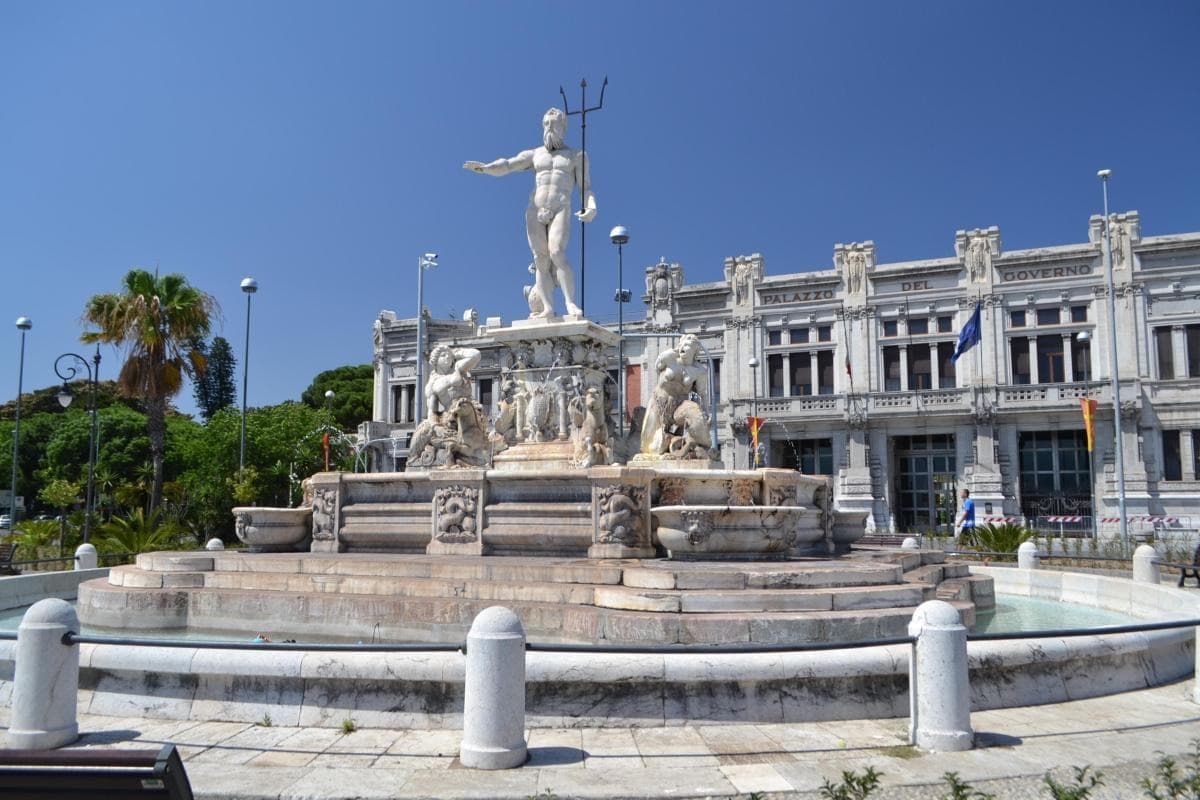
[82,269,218,513]
[39,478,82,556]
[192,336,237,422]
[301,364,373,432]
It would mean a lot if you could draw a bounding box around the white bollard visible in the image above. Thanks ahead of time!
[1017,541,1039,570]
[74,543,97,571]
[1133,543,1160,584]
[205,538,225,551]
[460,606,527,769]
[901,537,920,551]
[7,598,80,749]
[909,600,973,752]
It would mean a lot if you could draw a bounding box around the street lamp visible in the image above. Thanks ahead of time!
[9,317,31,526]
[53,347,101,543]
[239,277,258,472]
[1097,169,1129,548]
[748,355,761,469]
[610,226,630,438]
[415,253,439,423]
[323,390,336,471]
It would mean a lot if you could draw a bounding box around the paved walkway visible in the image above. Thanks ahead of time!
[4,681,1200,799]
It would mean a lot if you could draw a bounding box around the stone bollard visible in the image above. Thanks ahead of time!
[7,598,80,749]
[1017,541,1039,570]
[460,606,527,769]
[901,537,920,551]
[909,600,973,752]
[1133,543,1160,584]
[205,537,225,551]
[74,543,97,571]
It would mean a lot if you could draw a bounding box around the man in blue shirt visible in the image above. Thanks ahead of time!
[957,488,976,543]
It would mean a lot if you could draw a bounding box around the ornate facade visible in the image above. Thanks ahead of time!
[365,214,1200,538]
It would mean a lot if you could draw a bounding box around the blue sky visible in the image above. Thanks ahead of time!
[2,1,1198,418]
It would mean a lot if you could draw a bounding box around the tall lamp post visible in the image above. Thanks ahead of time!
[9,317,31,526]
[239,277,258,472]
[54,347,101,543]
[610,226,630,438]
[1097,169,1128,548]
[415,253,438,423]
[748,355,760,468]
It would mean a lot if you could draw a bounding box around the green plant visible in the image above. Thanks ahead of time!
[257,713,272,728]
[941,771,995,800]
[96,508,182,555]
[961,522,1035,559]
[820,766,881,799]
[1142,739,1200,799]
[1043,766,1103,799]
[525,791,557,800]
[341,718,356,734]
[228,466,262,506]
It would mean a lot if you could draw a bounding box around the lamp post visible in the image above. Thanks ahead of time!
[415,253,439,423]
[1097,169,1128,549]
[53,347,101,543]
[610,226,630,438]
[748,355,760,469]
[239,277,258,472]
[9,317,31,526]
[323,390,336,471]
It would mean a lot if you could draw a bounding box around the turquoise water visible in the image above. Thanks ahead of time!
[2,594,1139,642]
[973,594,1135,633]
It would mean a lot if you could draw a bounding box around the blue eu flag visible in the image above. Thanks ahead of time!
[952,303,982,363]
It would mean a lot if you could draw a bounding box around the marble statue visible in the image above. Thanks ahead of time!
[464,107,597,320]
[408,346,491,469]
[640,334,714,460]
[569,385,611,467]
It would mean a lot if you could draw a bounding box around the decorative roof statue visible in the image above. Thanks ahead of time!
[464,107,597,321]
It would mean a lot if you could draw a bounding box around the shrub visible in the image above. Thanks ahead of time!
[820,767,881,799]
[961,522,1035,559]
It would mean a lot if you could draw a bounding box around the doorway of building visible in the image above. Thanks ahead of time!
[894,433,956,533]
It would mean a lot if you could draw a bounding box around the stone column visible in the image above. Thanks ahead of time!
[1182,431,1197,481]
[899,345,909,391]
[809,351,819,396]
[460,606,527,770]
[428,469,488,556]
[7,599,80,749]
[399,385,410,424]
[909,600,973,752]
[588,466,655,559]
[929,344,940,390]
[1173,326,1188,380]
[783,353,792,396]
[309,472,343,554]
[1028,336,1040,384]
[1062,334,1073,383]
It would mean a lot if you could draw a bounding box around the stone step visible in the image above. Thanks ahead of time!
[83,579,945,645]
[593,583,926,613]
[621,561,904,590]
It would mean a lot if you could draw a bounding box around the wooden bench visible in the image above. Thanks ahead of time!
[0,541,18,576]
[1179,544,1200,588]
[0,744,193,799]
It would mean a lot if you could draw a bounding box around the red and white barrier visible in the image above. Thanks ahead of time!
[981,516,1021,523]
[1098,516,1179,524]
[1044,516,1085,523]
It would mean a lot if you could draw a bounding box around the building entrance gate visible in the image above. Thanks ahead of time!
[894,434,956,534]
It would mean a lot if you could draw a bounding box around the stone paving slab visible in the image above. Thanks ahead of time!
[4,680,1200,798]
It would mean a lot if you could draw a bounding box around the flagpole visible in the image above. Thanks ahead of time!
[975,294,985,388]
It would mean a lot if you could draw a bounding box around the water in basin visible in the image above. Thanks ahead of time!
[2,594,1141,642]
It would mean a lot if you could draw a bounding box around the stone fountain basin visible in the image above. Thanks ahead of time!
[232,507,313,553]
[652,504,822,560]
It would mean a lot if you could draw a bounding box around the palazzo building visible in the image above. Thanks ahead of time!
[365,211,1200,537]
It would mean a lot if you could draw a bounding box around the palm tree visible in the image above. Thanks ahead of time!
[83,269,218,514]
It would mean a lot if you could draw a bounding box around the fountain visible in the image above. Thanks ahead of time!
[75,103,985,645]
